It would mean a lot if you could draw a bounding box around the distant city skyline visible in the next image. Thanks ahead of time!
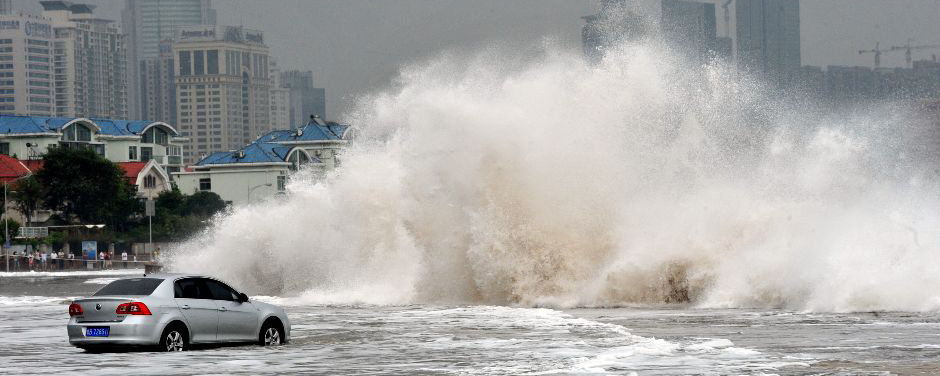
[11,0,940,118]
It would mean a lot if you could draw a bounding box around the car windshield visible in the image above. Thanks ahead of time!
[93,278,164,296]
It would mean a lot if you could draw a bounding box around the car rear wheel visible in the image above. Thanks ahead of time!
[160,325,187,352]
[259,321,283,346]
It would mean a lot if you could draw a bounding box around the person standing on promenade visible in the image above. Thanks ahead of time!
[99,251,105,269]
[40,250,47,271]
[12,250,18,271]
[49,251,57,271]
[121,251,128,268]
[28,252,34,271]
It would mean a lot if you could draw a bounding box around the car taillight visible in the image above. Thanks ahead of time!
[68,303,83,316]
[116,302,152,315]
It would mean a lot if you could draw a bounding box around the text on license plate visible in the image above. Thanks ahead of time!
[86,327,109,337]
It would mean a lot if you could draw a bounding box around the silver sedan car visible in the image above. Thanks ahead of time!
[67,274,290,351]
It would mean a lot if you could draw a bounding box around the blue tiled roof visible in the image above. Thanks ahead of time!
[0,115,55,134]
[91,119,135,136]
[259,120,349,143]
[195,142,293,166]
[0,115,177,137]
[91,119,179,136]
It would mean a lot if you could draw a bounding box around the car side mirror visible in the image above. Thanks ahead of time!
[238,293,249,303]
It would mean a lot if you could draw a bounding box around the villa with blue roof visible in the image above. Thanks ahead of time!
[173,116,353,205]
[0,114,188,176]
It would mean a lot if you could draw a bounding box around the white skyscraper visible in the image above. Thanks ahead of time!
[269,59,290,130]
[41,1,128,119]
[0,11,55,116]
[172,25,272,164]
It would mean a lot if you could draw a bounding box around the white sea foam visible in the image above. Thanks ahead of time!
[83,277,120,284]
[168,40,940,312]
[0,295,75,306]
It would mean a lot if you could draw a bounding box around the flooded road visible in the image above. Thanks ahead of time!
[1,271,938,375]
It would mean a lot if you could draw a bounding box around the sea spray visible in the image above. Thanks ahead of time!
[168,41,940,311]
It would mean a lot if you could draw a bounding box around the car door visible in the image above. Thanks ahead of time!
[173,278,219,343]
[205,279,258,342]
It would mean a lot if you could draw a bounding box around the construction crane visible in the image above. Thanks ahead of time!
[858,42,892,68]
[890,39,940,67]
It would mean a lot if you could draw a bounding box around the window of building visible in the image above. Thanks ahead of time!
[207,49,218,75]
[178,51,191,76]
[288,150,310,171]
[277,175,286,192]
[198,178,211,191]
[62,123,92,142]
[143,175,156,189]
[0,142,8,155]
[128,145,137,160]
[141,146,153,162]
[142,127,169,145]
[194,50,204,75]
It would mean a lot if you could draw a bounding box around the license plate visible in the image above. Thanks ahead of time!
[86,327,109,337]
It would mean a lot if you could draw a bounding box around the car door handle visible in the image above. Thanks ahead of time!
[218,307,227,312]
[181,305,190,310]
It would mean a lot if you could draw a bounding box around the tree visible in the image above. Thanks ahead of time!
[129,188,227,242]
[0,218,19,244]
[183,191,226,217]
[156,187,185,214]
[36,148,139,225]
[12,175,43,226]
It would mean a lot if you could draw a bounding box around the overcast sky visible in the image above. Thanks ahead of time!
[15,0,940,118]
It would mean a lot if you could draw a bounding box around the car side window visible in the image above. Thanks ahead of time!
[175,278,214,299]
[174,278,199,299]
[204,279,237,301]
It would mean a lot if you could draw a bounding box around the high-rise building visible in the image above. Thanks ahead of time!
[661,0,719,63]
[123,0,215,119]
[268,59,290,129]
[734,0,801,84]
[280,70,326,127]
[0,12,55,116]
[172,25,272,164]
[0,0,12,15]
[139,40,176,125]
[41,1,127,119]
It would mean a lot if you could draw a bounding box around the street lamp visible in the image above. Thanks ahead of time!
[247,183,272,204]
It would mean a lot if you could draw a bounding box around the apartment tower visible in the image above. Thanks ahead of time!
[172,25,272,164]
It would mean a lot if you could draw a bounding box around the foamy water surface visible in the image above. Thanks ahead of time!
[1,274,938,375]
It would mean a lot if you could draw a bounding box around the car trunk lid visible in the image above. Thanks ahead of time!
[73,296,141,323]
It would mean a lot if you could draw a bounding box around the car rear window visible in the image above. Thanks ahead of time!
[93,278,164,296]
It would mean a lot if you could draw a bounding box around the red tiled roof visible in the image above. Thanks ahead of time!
[21,159,44,173]
[0,155,31,184]
[118,162,148,185]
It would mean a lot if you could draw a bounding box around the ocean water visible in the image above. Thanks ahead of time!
[1,273,938,375]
